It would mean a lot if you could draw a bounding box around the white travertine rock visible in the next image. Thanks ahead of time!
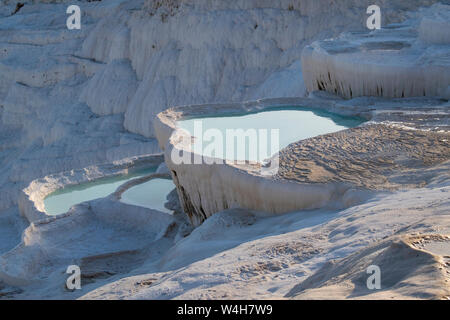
[418,3,450,44]
[302,4,450,99]
[154,96,450,226]
[81,188,450,300]
[103,0,439,137]
[0,0,449,300]
[80,5,131,63]
[443,86,450,100]
[80,59,138,115]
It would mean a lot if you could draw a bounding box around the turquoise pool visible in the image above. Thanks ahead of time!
[44,167,160,215]
[177,107,364,162]
[120,178,175,214]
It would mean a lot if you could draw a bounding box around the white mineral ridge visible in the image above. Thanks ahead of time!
[78,0,440,137]
[81,184,450,300]
[0,199,175,288]
[80,59,138,115]
[1,0,436,210]
[302,3,450,99]
[419,4,450,44]
[0,0,448,299]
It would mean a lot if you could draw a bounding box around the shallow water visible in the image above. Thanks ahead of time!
[44,167,157,215]
[177,106,364,161]
[120,178,175,214]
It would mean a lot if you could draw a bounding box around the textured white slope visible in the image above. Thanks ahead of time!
[0,1,160,213]
[80,59,138,115]
[80,183,450,300]
[0,0,448,300]
[154,96,450,226]
[419,4,450,44]
[0,198,174,287]
[1,0,436,214]
[78,0,439,137]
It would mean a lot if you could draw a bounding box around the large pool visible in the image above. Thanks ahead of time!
[44,167,167,215]
[177,107,364,162]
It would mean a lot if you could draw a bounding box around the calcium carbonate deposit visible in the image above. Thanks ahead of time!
[302,3,450,99]
[0,0,448,300]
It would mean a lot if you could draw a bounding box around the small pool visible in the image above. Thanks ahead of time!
[120,178,175,214]
[177,107,364,162]
[44,167,158,215]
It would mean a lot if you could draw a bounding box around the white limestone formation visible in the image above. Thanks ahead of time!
[0,0,448,300]
[302,3,450,99]
[154,96,449,226]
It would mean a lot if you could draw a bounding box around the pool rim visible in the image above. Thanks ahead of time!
[19,154,165,223]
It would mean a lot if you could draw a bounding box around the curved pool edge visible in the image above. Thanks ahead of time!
[111,172,172,201]
[154,96,450,226]
[153,97,378,226]
[19,154,164,223]
[1,171,177,286]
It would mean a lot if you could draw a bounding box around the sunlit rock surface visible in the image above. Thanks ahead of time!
[0,0,448,299]
[154,97,450,226]
[302,3,450,99]
[78,0,441,137]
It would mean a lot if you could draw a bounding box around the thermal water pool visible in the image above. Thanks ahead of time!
[44,167,175,215]
[120,178,175,214]
[177,107,364,162]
